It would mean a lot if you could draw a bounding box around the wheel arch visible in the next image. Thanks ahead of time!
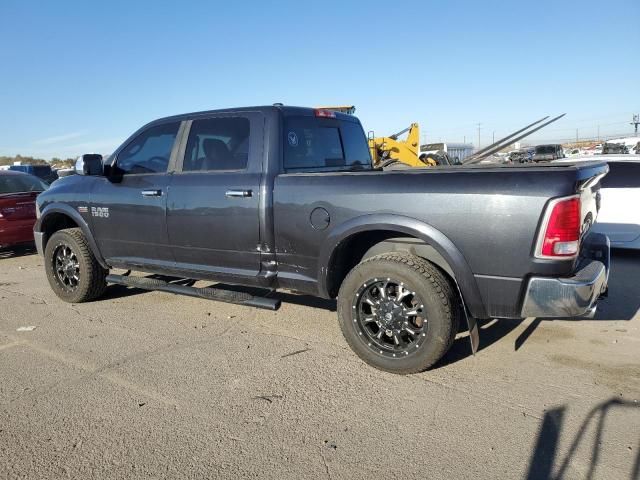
[37,204,108,269]
[318,214,487,319]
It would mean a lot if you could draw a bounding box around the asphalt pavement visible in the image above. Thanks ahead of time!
[1,248,639,479]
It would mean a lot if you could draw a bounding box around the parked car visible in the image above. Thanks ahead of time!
[34,105,610,374]
[0,171,49,249]
[507,149,534,163]
[554,155,640,249]
[8,164,59,184]
[601,142,629,154]
[533,144,565,162]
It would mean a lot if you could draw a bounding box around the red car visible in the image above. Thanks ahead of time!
[0,170,48,249]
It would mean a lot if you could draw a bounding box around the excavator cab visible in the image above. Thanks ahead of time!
[368,124,436,168]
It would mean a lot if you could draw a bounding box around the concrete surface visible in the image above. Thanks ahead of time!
[0,248,639,479]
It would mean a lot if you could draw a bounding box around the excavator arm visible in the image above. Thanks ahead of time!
[369,123,436,168]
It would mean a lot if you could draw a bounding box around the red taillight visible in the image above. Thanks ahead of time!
[314,109,336,118]
[539,196,581,257]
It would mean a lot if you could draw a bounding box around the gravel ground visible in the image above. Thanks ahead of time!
[0,248,639,479]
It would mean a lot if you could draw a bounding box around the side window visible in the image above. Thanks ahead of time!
[182,117,250,172]
[117,122,180,174]
[341,122,372,167]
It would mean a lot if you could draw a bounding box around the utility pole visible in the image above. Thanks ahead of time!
[576,128,579,143]
[492,131,495,144]
[477,123,482,150]
[632,114,640,135]
[597,125,600,141]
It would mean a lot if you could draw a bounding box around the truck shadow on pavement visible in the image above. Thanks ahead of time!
[0,244,36,259]
[434,318,524,368]
[525,397,640,480]
[97,251,638,369]
[512,250,640,353]
[594,250,640,321]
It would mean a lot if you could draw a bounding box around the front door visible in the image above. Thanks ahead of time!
[167,113,264,277]
[91,121,182,266]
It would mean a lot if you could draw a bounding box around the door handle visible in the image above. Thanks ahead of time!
[141,189,163,197]
[225,190,252,198]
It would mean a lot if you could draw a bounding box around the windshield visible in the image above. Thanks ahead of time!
[0,174,49,194]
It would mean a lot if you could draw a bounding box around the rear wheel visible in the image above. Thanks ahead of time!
[44,228,107,303]
[337,253,460,374]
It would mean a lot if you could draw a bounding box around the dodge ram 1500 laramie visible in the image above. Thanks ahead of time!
[34,106,610,373]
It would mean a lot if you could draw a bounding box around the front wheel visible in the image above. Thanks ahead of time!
[337,253,460,374]
[44,228,107,303]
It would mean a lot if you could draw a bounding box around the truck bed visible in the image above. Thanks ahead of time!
[273,160,608,318]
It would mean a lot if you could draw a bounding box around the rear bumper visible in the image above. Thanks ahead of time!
[520,233,610,318]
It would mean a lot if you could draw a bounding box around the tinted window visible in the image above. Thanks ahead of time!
[284,116,370,171]
[341,122,372,166]
[183,117,250,172]
[0,174,48,194]
[535,145,556,154]
[32,166,52,175]
[600,162,640,188]
[117,122,180,174]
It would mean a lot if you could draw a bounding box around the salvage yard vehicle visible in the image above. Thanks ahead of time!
[34,105,610,374]
[601,142,629,155]
[8,164,59,184]
[533,144,565,162]
[0,170,48,249]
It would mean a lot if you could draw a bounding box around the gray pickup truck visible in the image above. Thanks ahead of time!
[34,106,610,373]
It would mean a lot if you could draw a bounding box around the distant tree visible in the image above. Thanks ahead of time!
[0,154,51,166]
[51,158,76,169]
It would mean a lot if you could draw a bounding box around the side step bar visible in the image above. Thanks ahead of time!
[106,274,281,311]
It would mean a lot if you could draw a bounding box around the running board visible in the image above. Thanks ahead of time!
[105,274,281,311]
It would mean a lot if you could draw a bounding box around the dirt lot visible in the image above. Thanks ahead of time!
[0,248,639,479]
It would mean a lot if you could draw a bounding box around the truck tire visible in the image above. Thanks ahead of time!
[337,253,460,374]
[44,228,107,303]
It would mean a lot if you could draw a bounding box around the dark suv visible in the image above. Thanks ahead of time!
[533,144,565,162]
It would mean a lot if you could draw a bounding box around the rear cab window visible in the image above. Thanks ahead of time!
[283,115,371,173]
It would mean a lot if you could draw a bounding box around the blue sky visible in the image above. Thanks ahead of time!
[1,0,638,159]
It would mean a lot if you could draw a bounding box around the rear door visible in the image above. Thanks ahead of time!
[166,112,264,277]
[91,121,182,266]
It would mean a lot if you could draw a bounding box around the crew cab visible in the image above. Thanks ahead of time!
[34,106,610,374]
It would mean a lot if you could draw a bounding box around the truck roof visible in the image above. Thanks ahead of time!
[149,105,359,126]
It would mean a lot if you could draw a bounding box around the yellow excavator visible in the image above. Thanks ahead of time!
[368,123,438,168]
[318,106,566,168]
[317,106,436,168]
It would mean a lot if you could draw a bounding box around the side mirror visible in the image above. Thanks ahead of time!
[75,154,104,176]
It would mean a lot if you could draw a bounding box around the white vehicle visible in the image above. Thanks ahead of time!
[554,155,640,249]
